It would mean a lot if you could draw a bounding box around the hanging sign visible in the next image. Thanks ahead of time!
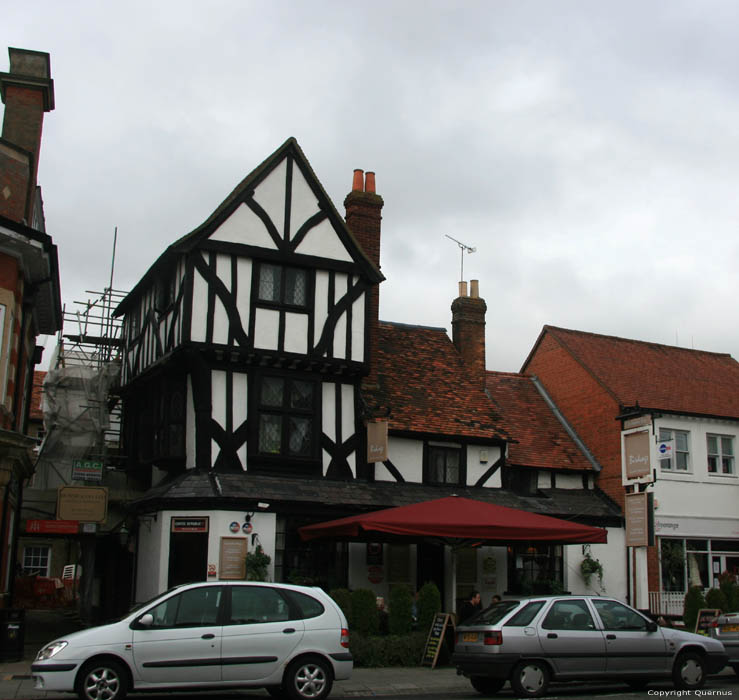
[625,492,654,546]
[367,420,388,463]
[623,431,651,481]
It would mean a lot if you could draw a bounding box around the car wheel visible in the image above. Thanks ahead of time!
[470,676,506,695]
[672,650,707,690]
[510,660,550,698]
[283,656,333,700]
[76,658,128,700]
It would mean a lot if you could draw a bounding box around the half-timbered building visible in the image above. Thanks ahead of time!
[119,139,622,609]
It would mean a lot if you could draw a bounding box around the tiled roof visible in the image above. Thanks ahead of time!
[29,371,45,422]
[362,321,508,442]
[130,470,621,524]
[486,371,594,471]
[528,326,739,419]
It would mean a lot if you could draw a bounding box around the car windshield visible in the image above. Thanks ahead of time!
[464,600,520,626]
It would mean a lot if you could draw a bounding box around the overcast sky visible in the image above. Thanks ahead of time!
[5,1,739,372]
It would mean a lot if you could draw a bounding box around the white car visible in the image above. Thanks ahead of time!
[32,581,352,700]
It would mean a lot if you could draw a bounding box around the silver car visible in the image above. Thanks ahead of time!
[31,581,352,700]
[452,595,728,697]
[709,610,739,676]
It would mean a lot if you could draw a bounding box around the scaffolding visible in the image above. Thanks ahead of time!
[36,287,128,487]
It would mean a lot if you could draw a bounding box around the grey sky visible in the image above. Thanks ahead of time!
[5,1,739,371]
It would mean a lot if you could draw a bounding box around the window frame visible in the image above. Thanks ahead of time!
[249,371,321,474]
[255,262,310,310]
[658,428,690,472]
[23,545,50,577]
[424,442,465,485]
[707,433,735,476]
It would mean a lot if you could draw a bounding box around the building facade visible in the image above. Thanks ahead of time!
[118,141,623,612]
[0,47,61,605]
[522,325,739,614]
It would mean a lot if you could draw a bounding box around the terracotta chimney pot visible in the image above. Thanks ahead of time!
[365,171,376,193]
[458,281,468,298]
[470,279,479,298]
[352,169,364,192]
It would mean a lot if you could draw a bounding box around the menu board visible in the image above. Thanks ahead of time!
[694,608,720,636]
[421,613,453,668]
[219,537,247,580]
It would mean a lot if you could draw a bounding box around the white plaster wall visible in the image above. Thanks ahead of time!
[313,271,329,348]
[186,376,196,469]
[322,383,336,443]
[555,473,583,489]
[289,168,319,239]
[375,437,423,482]
[284,312,308,354]
[236,258,251,331]
[333,314,347,359]
[341,385,354,446]
[253,159,287,237]
[254,308,280,349]
[295,218,353,262]
[190,261,209,343]
[466,445,503,486]
[136,510,278,601]
[209,203,277,249]
[564,527,627,601]
[234,373,248,470]
[351,295,364,362]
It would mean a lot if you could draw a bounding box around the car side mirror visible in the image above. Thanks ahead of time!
[137,613,154,627]
[646,621,658,633]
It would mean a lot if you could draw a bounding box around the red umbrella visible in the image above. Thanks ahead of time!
[299,495,607,544]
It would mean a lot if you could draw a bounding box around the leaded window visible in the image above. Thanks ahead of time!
[257,376,315,457]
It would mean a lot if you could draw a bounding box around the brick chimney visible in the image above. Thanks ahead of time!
[0,48,55,224]
[451,279,487,387]
[345,169,383,364]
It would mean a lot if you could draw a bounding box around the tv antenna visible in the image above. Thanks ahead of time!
[445,234,476,282]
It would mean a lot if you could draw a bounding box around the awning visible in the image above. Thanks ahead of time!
[299,495,607,545]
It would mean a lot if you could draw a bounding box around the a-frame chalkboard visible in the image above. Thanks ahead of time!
[421,613,454,668]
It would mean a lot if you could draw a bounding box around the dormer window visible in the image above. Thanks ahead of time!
[257,263,307,308]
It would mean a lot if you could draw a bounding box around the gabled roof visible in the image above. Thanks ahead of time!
[485,371,595,471]
[361,321,508,443]
[523,325,739,419]
[115,137,383,316]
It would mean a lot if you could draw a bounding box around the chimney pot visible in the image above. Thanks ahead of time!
[458,281,468,298]
[352,169,364,192]
[365,171,376,193]
[470,280,479,298]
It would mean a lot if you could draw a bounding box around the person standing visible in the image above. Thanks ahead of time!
[459,590,482,623]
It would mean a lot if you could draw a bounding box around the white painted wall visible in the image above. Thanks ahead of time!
[134,510,277,602]
[467,445,503,486]
[376,437,423,482]
[564,527,627,601]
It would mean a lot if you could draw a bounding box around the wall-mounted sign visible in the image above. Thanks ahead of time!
[72,459,103,482]
[625,492,654,547]
[26,519,79,535]
[57,486,108,523]
[367,420,388,463]
[229,521,240,533]
[171,517,209,533]
[242,522,253,534]
[623,431,651,480]
[366,542,383,565]
[656,440,674,461]
[219,537,247,580]
[207,564,217,578]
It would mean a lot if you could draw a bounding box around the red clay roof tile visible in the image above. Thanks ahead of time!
[537,326,739,418]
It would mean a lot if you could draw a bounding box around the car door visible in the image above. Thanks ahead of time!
[537,598,606,677]
[132,585,223,685]
[590,598,669,674]
[220,584,305,682]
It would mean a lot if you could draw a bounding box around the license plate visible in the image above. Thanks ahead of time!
[463,632,478,642]
[722,624,739,632]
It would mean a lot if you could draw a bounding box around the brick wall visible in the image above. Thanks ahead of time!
[524,332,626,507]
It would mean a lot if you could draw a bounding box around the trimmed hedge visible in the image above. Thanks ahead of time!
[683,586,706,631]
[388,585,413,635]
[329,588,352,626]
[351,588,379,636]
[349,631,428,667]
[417,581,441,633]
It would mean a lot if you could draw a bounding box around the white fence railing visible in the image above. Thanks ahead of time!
[649,590,685,617]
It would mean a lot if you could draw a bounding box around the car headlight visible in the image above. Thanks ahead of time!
[36,641,68,660]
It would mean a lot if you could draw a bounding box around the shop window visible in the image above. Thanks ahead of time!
[507,544,562,595]
[660,539,685,592]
